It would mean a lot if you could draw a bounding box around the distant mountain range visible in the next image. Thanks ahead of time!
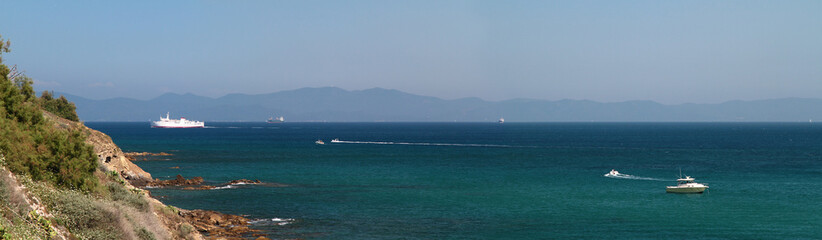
[60,87,822,122]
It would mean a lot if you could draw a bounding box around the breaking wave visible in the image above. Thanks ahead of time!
[249,218,296,226]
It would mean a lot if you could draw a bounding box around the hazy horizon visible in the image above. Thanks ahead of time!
[51,85,822,105]
[2,1,820,104]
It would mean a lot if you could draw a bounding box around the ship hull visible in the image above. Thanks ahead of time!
[151,125,204,128]
[666,186,707,194]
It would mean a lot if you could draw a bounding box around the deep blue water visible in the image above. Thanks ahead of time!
[86,122,822,239]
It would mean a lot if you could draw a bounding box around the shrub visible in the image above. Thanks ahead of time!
[136,227,156,240]
[40,187,122,239]
[106,182,149,212]
[0,35,97,192]
[38,91,79,122]
[178,223,194,238]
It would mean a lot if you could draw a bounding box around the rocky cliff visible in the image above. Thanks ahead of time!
[1,111,266,239]
[46,111,207,240]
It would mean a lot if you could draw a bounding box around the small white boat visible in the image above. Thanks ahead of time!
[604,169,620,177]
[666,175,709,194]
[498,118,505,123]
[315,139,325,145]
[331,138,341,143]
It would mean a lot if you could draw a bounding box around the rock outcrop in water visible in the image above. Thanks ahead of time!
[148,175,205,187]
[180,209,261,239]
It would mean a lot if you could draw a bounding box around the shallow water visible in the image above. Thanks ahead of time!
[87,122,822,239]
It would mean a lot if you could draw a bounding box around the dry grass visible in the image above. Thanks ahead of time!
[0,166,49,239]
[29,176,175,240]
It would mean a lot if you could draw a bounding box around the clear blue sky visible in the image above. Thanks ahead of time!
[2,0,820,104]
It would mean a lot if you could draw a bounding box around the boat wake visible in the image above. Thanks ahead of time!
[329,139,517,148]
[604,173,667,181]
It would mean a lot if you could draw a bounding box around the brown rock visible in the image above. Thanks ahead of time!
[183,185,216,190]
[148,175,205,187]
[227,179,262,185]
[179,209,261,237]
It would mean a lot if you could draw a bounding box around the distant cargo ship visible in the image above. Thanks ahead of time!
[151,112,204,128]
[267,116,285,123]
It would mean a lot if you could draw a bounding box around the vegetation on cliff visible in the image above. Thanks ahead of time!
[0,35,205,240]
[0,35,96,192]
[0,34,260,240]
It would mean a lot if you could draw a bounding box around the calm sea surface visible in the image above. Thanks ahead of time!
[85,122,822,239]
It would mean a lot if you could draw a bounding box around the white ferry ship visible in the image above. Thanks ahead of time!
[267,116,285,123]
[151,112,204,128]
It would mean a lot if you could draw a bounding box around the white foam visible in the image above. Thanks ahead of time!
[249,218,295,226]
[604,173,667,181]
[211,182,257,190]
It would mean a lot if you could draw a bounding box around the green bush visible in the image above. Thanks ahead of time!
[136,227,156,240]
[41,188,122,240]
[38,91,79,122]
[0,36,97,192]
[178,223,194,238]
[106,182,149,212]
[0,222,8,240]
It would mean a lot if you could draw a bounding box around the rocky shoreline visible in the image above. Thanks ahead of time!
[52,112,276,240]
[129,166,271,239]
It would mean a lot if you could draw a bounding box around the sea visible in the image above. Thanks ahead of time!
[84,122,822,239]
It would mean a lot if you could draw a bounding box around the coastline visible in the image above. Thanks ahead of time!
[46,112,271,240]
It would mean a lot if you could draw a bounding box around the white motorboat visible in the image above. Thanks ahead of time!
[604,169,620,177]
[315,139,325,145]
[331,138,341,143]
[666,175,709,193]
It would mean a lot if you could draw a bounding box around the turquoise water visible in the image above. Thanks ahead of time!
[86,122,822,239]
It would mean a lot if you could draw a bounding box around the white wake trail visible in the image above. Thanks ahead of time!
[330,140,517,148]
[604,173,668,181]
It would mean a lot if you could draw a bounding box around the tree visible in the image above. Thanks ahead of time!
[0,34,9,63]
[0,34,9,81]
[0,34,96,191]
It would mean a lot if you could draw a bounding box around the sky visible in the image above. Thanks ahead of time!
[1,0,820,104]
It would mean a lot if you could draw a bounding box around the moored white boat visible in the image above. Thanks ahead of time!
[151,112,204,128]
